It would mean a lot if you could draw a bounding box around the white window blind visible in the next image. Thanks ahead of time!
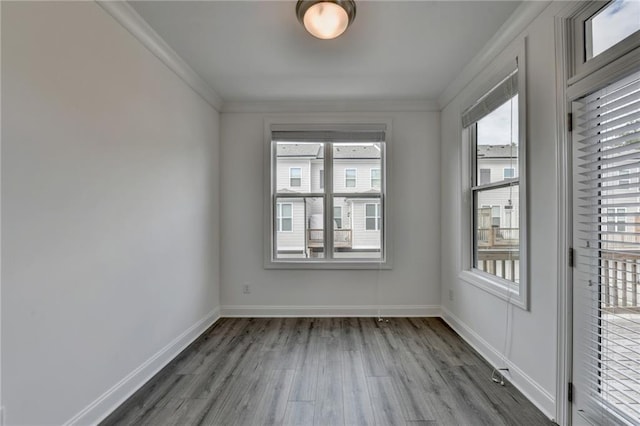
[462,69,518,128]
[574,68,640,425]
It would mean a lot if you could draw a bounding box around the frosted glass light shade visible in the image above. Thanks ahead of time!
[296,1,356,40]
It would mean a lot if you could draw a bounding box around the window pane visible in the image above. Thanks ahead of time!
[365,204,376,216]
[334,143,382,193]
[476,95,519,185]
[333,206,342,229]
[371,168,381,188]
[334,197,381,259]
[479,169,491,185]
[320,169,324,189]
[275,197,324,259]
[275,142,323,193]
[474,185,520,283]
[589,0,640,59]
[345,169,356,187]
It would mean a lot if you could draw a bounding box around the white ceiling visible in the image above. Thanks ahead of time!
[130,1,521,103]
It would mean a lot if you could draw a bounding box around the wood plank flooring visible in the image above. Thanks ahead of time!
[101,317,554,426]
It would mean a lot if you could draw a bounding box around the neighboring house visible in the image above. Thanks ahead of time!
[475,143,639,246]
[275,143,382,257]
[476,144,520,233]
[475,144,521,281]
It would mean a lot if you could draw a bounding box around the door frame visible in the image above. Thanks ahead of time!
[554,6,574,425]
[555,2,640,424]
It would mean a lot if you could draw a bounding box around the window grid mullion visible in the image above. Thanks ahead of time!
[325,143,334,259]
[470,124,478,267]
[271,141,278,260]
[471,178,519,192]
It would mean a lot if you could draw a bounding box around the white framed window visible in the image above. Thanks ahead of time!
[504,204,514,229]
[479,168,491,185]
[265,120,391,269]
[571,1,640,80]
[334,206,342,229]
[606,207,627,232]
[345,168,357,188]
[289,167,302,187]
[503,167,515,179]
[491,206,501,227]
[370,168,381,188]
[460,46,527,309]
[619,169,630,186]
[277,203,293,232]
[365,203,381,231]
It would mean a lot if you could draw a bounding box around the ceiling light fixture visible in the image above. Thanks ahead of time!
[296,0,356,40]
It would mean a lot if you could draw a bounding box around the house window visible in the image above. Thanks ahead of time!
[572,1,640,76]
[371,168,381,188]
[619,169,630,186]
[479,169,491,185]
[345,169,357,188]
[491,206,501,227]
[503,168,515,179]
[290,168,302,187]
[277,203,293,232]
[365,203,381,231]
[586,0,640,60]
[461,54,527,309]
[334,206,342,229]
[504,205,514,229]
[606,208,627,232]
[267,123,390,268]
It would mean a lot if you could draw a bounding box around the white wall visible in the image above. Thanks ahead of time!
[440,2,563,419]
[220,111,440,315]
[2,2,220,425]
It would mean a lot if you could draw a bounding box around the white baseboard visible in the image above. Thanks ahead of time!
[63,308,221,426]
[221,304,440,317]
[61,305,556,425]
[441,307,556,421]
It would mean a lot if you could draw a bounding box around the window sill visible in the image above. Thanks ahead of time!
[265,259,393,270]
[459,269,527,310]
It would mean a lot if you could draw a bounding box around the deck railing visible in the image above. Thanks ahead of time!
[602,252,640,309]
[477,249,519,282]
[476,228,640,307]
[307,229,352,249]
[477,226,519,248]
[476,227,520,281]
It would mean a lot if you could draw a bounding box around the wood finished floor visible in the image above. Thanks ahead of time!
[101,317,554,426]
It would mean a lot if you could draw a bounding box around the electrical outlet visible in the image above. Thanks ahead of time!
[448,289,454,301]
[242,284,251,294]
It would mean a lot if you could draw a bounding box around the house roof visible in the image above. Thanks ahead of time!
[477,144,518,159]
[276,144,322,158]
[277,143,381,160]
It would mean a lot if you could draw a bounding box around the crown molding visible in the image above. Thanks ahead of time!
[221,98,439,113]
[96,1,223,111]
[437,0,551,110]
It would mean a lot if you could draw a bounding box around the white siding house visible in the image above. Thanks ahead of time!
[275,143,382,257]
